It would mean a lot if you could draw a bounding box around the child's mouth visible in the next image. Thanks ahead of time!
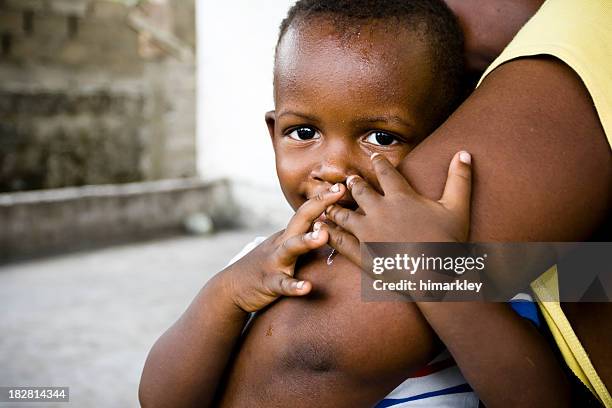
[306,191,358,210]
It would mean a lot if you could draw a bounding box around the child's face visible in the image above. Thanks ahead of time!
[267,20,439,211]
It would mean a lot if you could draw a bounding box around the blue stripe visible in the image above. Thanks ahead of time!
[509,300,540,327]
[374,383,473,408]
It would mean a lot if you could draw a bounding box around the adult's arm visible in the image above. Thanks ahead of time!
[399,57,611,404]
[400,56,611,245]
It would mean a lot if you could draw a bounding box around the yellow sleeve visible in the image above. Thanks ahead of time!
[531,267,612,406]
[477,1,612,405]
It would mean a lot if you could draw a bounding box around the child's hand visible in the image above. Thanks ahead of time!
[322,151,472,267]
[223,183,346,313]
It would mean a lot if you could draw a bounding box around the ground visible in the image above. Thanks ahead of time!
[0,229,273,408]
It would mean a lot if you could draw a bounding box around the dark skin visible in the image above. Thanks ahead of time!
[139,24,464,408]
[442,1,612,391]
[140,0,612,406]
[324,0,612,401]
[219,22,460,407]
[408,57,612,400]
[417,57,612,399]
[140,17,572,408]
[444,0,546,75]
[421,0,612,395]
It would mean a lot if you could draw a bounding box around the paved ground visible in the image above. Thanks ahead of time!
[0,229,273,408]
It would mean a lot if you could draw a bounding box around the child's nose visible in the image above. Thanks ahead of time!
[311,162,347,185]
[310,146,357,185]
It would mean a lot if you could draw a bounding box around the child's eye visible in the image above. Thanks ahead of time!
[364,131,400,146]
[287,127,320,141]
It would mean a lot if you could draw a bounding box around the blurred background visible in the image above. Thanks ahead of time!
[0,0,294,406]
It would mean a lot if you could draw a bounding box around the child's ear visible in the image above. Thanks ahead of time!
[265,110,276,139]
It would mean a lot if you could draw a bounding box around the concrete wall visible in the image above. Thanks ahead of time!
[0,178,238,263]
[0,0,197,193]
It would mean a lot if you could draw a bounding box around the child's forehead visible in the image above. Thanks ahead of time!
[277,18,425,65]
[273,20,437,134]
[274,20,431,97]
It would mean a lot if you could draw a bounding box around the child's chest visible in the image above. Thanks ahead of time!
[241,249,441,382]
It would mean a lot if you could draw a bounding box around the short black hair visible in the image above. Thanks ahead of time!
[276,0,465,127]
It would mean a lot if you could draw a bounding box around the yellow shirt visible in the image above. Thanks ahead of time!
[478,0,612,405]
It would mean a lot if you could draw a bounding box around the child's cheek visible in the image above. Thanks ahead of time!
[276,154,308,181]
[276,156,309,205]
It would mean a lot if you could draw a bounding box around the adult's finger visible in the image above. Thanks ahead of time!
[439,151,472,222]
[370,153,414,195]
[285,183,346,237]
[322,223,362,267]
[275,228,329,266]
[346,175,380,212]
[325,204,364,235]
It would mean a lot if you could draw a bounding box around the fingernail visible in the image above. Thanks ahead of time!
[296,281,305,289]
[459,151,471,165]
[311,230,320,239]
[313,221,322,231]
[291,281,299,289]
[346,175,358,188]
[330,183,340,193]
[370,152,380,160]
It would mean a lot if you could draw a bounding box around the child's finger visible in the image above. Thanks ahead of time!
[370,153,414,195]
[264,273,312,297]
[439,151,472,223]
[275,228,329,266]
[325,204,364,235]
[285,183,346,237]
[321,223,362,267]
[345,175,380,211]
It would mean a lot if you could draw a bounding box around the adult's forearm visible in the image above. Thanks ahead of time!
[139,273,248,408]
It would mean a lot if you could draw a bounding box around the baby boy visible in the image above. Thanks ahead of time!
[219,0,470,406]
[140,1,566,407]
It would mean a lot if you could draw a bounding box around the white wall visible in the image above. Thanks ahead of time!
[196,1,296,227]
